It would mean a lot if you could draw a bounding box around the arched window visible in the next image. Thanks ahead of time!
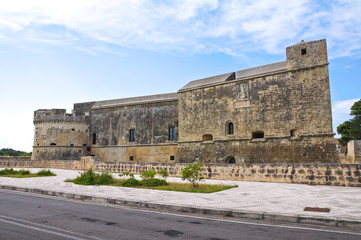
[202,134,213,141]
[252,131,264,139]
[228,122,234,135]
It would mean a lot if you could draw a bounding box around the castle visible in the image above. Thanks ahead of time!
[32,39,338,164]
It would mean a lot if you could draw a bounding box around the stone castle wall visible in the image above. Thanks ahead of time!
[31,39,338,164]
[1,158,359,187]
[176,39,336,163]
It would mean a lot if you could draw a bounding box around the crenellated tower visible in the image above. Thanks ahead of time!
[32,108,91,160]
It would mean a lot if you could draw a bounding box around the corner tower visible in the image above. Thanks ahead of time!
[32,109,90,160]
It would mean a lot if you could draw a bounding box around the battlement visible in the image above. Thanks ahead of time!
[34,109,87,123]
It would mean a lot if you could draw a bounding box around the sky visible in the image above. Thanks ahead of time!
[0,0,360,152]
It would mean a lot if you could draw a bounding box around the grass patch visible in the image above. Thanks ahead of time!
[108,180,236,193]
[0,168,56,178]
[67,168,237,193]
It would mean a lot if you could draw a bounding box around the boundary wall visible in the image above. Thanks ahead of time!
[0,157,360,187]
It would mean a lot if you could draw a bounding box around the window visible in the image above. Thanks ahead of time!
[228,122,234,135]
[202,134,213,141]
[252,131,264,139]
[225,156,236,164]
[92,133,96,145]
[50,143,56,145]
[129,129,135,142]
[290,129,297,137]
[169,126,176,141]
[170,156,175,161]
[301,48,307,55]
[130,156,134,161]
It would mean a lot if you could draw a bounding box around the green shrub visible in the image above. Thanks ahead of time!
[71,168,114,185]
[36,169,55,176]
[158,169,168,180]
[19,170,30,175]
[0,168,16,175]
[142,178,168,187]
[140,169,156,181]
[122,178,142,187]
[119,171,134,179]
[94,172,114,185]
[181,161,204,187]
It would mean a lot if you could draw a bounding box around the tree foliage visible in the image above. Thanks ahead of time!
[181,161,204,187]
[337,99,361,146]
[0,148,31,157]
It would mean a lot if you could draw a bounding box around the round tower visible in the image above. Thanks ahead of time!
[32,109,90,160]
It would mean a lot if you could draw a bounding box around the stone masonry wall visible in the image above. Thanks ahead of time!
[1,158,359,187]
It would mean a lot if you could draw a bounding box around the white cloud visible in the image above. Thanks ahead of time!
[0,0,360,58]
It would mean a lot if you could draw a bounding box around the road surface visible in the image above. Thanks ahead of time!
[0,190,360,240]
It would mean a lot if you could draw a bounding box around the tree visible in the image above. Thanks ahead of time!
[181,161,204,187]
[0,148,31,157]
[337,99,361,146]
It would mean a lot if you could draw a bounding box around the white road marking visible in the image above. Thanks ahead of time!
[1,188,361,236]
[0,215,104,240]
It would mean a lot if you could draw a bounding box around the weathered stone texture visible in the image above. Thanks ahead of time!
[177,39,336,163]
[1,158,359,187]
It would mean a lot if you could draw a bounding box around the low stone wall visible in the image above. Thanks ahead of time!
[0,157,360,187]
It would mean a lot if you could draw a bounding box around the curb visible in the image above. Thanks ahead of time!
[1,185,361,230]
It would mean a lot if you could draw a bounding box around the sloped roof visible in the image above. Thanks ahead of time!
[178,72,236,92]
[236,61,287,79]
[92,92,178,109]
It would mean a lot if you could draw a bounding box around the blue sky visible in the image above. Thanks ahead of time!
[0,0,360,152]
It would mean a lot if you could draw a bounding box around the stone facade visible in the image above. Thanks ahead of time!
[32,39,338,164]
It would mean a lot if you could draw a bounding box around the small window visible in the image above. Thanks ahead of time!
[169,126,176,141]
[50,143,56,145]
[170,156,175,161]
[301,48,307,55]
[70,144,74,146]
[129,129,135,142]
[228,122,234,135]
[79,150,81,153]
[130,156,134,161]
[82,144,87,147]
[86,147,91,151]
[71,128,75,131]
[202,134,213,141]
[92,133,96,145]
[225,156,236,164]
[290,129,297,137]
[252,131,264,139]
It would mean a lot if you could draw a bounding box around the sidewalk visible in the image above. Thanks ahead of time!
[1,168,361,229]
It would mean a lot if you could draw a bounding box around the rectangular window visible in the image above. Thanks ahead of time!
[92,133,96,145]
[129,129,135,142]
[169,126,176,141]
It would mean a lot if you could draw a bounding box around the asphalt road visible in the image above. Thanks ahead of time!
[0,190,360,240]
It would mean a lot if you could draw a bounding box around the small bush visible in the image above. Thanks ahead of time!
[142,178,168,187]
[71,168,114,185]
[94,172,114,185]
[158,169,168,180]
[36,169,55,176]
[122,178,142,187]
[181,161,204,187]
[0,168,16,175]
[140,169,156,181]
[19,170,30,175]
